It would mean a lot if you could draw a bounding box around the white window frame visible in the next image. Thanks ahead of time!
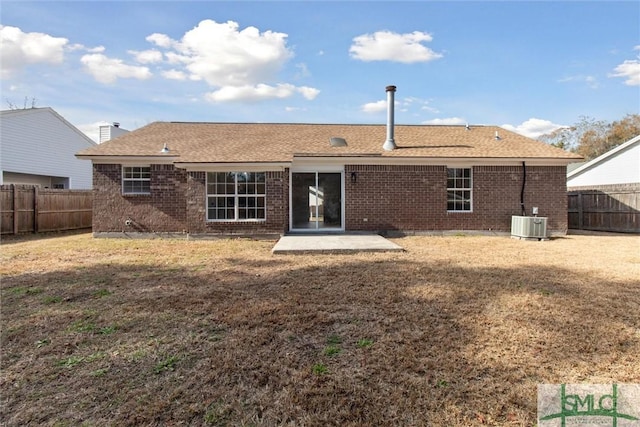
[206,172,266,222]
[122,166,151,195]
[447,167,472,212]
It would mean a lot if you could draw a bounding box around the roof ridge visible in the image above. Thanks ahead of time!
[165,121,490,127]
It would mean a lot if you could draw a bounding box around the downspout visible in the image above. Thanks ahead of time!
[520,161,526,216]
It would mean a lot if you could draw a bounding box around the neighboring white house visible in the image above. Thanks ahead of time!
[0,107,97,189]
[567,135,640,189]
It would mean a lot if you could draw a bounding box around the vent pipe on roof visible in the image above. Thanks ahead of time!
[330,137,347,147]
[383,85,397,151]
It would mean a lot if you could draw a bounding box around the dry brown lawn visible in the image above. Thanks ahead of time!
[1,232,639,426]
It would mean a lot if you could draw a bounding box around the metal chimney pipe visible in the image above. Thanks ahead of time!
[383,85,397,151]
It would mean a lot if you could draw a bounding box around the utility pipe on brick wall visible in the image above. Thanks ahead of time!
[520,161,527,216]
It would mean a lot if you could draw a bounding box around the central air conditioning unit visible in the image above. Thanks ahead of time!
[511,216,548,240]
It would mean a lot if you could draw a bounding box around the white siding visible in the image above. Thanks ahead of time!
[567,140,640,187]
[99,124,129,143]
[0,108,96,189]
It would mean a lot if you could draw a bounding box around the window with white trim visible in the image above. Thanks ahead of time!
[447,168,472,211]
[122,166,151,194]
[207,172,266,221]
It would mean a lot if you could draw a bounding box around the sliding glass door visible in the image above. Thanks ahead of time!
[291,172,343,231]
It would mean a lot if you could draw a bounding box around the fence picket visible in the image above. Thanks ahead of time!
[1,185,92,235]
[568,187,640,233]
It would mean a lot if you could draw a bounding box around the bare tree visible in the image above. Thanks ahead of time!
[539,114,640,160]
[5,96,38,110]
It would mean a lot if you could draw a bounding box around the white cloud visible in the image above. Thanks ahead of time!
[501,118,566,139]
[609,60,640,86]
[558,75,599,89]
[67,43,105,53]
[297,86,320,100]
[80,53,152,84]
[165,51,189,65]
[129,49,163,64]
[150,20,293,87]
[87,46,106,54]
[143,19,318,102]
[361,100,388,113]
[608,45,640,86]
[162,69,188,80]
[295,63,311,78]
[422,117,467,126]
[146,33,173,49]
[0,25,68,79]
[350,30,443,63]
[363,97,439,116]
[400,96,439,114]
[205,83,317,103]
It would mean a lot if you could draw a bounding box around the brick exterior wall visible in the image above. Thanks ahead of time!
[92,164,188,233]
[186,170,288,235]
[92,163,568,236]
[345,164,568,233]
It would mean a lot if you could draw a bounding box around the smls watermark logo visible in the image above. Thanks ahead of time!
[538,384,640,426]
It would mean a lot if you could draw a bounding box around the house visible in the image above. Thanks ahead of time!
[76,86,582,238]
[0,107,96,189]
[567,135,640,190]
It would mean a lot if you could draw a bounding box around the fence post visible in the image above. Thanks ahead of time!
[34,186,39,233]
[12,184,18,235]
[577,192,583,229]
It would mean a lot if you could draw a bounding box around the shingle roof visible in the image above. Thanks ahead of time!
[76,121,582,163]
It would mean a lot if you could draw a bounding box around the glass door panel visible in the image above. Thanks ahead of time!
[292,173,316,229]
[318,173,341,229]
[291,172,342,230]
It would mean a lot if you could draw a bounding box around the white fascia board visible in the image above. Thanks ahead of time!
[445,158,575,167]
[76,155,178,165]
[176,162,290,172]
[292,155,577,167]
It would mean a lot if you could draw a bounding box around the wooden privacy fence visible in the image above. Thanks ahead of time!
[568,189,639,233]
[1,185,92,235]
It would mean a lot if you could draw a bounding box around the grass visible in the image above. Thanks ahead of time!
[1,232,639,426]
[154,355,180,374]
[312,363,329,376]
[356,338,374,348]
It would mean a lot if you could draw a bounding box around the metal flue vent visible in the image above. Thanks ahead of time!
[330,137,347,147]
[383,85,397,151]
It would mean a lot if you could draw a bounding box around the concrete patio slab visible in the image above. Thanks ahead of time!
[272,234,404,254]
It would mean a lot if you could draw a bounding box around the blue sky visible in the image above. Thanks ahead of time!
[1,1,639,142]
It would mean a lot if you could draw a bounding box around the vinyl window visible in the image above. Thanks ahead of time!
[207,172,266,221]
[122,166,151,195]
[447,168,472,212]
